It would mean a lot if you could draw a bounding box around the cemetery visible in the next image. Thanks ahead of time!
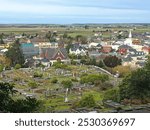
[0,64,119,112]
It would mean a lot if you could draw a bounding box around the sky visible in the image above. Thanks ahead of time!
[0,0,150,24]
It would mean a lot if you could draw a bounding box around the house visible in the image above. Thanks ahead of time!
[20,43,39,58]
[128,51,145,62]
[100,45,112,53]
[142,46,150,54]
[69,44,86,56]
[132,39,141,45]
[111,44,120,51]
[122,56,133,66]
[88,42,100,48]
[30,37,49,44]
[88,50,101,58]
[39,48,69,64]
[118,45,134,55]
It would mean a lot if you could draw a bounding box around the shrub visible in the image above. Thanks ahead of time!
[28,81,38,89]
[53,62,68,69]
[14,64,21,69]
[113,65,131,77]
[0,64,4,72]
[78,94,96,108]
[80,74,109,85]
[71,78,78,82]
[33,72,43,78]
[51,78,58,84]
[71,59,77,65]
[103,88,120,102]
[95,81,113,91]
[61,80,73,89]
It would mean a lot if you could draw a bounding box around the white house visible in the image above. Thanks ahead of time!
[69,44,86,56]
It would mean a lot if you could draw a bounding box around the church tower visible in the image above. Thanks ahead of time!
[124,29,133,46]
[129,29,132,38]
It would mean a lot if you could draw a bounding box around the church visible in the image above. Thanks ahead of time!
[124,30,133,46]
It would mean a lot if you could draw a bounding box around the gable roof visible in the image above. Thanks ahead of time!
[40,48,68,60]
[122,56,133,62]
[70,43,86,52]
[118,45,133,49]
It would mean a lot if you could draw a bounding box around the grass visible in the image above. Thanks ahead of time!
[83,90,104,102]
[1,65,119,112]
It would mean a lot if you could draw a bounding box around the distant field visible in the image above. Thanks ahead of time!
[0,27,49,34]
[0,26,149,36]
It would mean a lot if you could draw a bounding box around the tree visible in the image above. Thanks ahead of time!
[45,31,57,42]
[97,60,105,68]
[89,58,96,66]
[103,55,122,68]
[0,64,4,72]
[145,56,150,70]
[103,88,120,102]
[113,65,131,77]
[0,82,40,113]
[66,43,73,53]
[75,35,87,44]
[5,39,25,66]
[0,33,4,44]
[119,68,150,102]
[0,55,11,67]
[61,80,73,89]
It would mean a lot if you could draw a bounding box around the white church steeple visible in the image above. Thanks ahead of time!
[124,29,133,46]
[129,29,132,38]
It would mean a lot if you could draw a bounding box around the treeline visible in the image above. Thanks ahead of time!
[104,57,150,104]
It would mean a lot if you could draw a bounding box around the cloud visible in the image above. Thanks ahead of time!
[0,0,149,23]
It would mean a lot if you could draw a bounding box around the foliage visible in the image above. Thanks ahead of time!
[119,68,150,102]
[0,33,4,44]
[113,65,131,77]
[61,80,73,89]
[11,97,40,113]
[53,62,69,70]
[78,94,96,108]
[0,55,11,67]
[71,78,78,82]
[0,82,40,112]
[97,60,105,68]
[71,59,77,65]
[103,55,122,68]
[145,56,150,70]
[89,58,97,66]
[80,74,109,85]
[51,78,58,84]
[95,81,114,91]
[28,81,38,89]
[5,39,25,66]
[75,35,87,44]
[103,88,120,102]
[14,64,21,69]
[0,64,4,72]
[33,72,43,78]
[45,31,57,42]
[66,44,73,53]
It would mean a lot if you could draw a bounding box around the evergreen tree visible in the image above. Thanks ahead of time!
[103,55,122,68]
[5,39,24,66]
[0,34,4,44]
